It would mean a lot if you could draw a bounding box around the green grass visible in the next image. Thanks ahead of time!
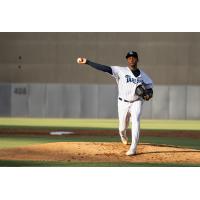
[0,118,200,131]
[140,136,200,150]
[0,136,67,148]
[0,135,119,149]
[0,160,200,167]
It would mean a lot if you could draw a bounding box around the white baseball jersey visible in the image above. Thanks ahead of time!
[111,66,153,101]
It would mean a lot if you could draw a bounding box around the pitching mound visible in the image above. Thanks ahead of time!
[0,142,200,164]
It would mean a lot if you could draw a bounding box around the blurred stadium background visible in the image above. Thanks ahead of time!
[0,32,199,119]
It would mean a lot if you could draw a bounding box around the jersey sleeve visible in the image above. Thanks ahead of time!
[110,66,121,79]
[141,71,153,89]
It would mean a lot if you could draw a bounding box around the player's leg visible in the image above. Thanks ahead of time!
[125,112,131,130]
[118,100,130,145]
[122,111,131,144]
[126,100,143,155]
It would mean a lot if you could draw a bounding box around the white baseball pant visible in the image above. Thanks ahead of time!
[118,99,143,153]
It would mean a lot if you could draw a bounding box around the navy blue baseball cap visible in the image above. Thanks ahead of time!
[126,51,138,59]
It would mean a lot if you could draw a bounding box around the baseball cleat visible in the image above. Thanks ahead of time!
[121,135,128,145]
[126,149,136,156]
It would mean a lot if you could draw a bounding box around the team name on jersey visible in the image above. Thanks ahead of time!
[125,75,143,84]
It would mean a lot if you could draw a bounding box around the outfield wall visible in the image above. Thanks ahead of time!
[1,32,200,85]
[0,83,199,119]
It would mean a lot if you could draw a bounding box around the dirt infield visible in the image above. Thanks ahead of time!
[0,142,200,164]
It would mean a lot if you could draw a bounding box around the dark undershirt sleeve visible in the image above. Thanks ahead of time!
[86,60,113,75]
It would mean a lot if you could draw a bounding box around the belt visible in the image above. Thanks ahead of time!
[118,97,140,103]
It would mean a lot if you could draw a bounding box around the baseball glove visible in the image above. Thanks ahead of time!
[135,84,153,101]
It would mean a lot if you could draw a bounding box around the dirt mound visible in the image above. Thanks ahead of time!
[0,142,199,164]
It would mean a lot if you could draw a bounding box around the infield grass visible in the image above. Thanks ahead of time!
[0,118,200,149]
[1,160,200,167]
[0,118,200,131]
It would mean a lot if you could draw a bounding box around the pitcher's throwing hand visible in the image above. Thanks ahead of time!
[77,57,87,64]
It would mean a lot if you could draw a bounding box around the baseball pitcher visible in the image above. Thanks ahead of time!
[77,51,153,156]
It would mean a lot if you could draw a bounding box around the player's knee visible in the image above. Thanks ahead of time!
[132,115,141,124]
[131,119,140,129]
[119,125,126,133]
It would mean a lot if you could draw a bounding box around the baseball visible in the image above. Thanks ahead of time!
[77,58,83,63]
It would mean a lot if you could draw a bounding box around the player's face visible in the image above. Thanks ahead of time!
[127,56,138,68]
